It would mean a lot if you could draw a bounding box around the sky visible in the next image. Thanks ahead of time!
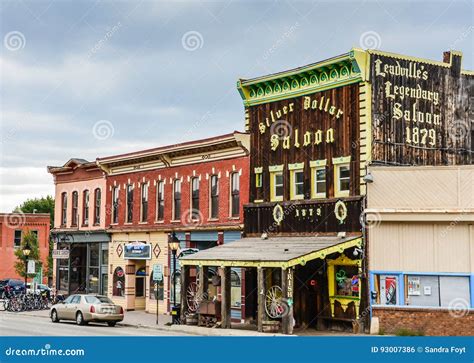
[0,0,472,212]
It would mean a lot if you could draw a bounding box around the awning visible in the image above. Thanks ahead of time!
[180,235,362,268]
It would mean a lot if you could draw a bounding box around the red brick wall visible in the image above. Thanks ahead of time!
[106,156,249,230]
[0,214,50,283]
[373,306,474,336]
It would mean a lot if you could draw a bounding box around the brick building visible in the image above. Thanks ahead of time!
[48,159,109,295]
[96,132,250,318]
[0,213,50,284]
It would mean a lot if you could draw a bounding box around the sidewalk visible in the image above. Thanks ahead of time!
[5,309,359,336]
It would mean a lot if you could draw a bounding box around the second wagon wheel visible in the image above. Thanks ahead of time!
[265,285,285,319]
[186,282,203,313]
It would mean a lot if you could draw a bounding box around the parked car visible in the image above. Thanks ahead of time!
[26,283,52,295]
[0,279,26,298]
[50,294,124,327]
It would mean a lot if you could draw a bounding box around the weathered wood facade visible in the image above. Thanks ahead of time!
[370,50,473,166]
[238,54,367,236]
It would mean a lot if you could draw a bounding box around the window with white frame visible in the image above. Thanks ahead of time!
[126,184,134,223]
[94,188,101,225]
[191,177,199,220]
[210,175,219,219]
[333,156,351,197]
[112,186,119,224]
[310,159,327,198]
[61,192,67,226]
[83,190,90,225]
[289,163,304,200]
[141,183,148,222]
[230,172,240,217]
[156,181,164,221]
[269,165,284,202]
[71,191,79,226]
[173,179,181,221]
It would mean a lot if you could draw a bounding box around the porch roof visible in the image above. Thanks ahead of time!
[179,235,362,268]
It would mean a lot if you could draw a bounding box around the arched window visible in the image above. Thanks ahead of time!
[71,191,79,226]
[94,188,101,225]
[150,274,164,300]
[61,192,67,226]
[113,267,125,297]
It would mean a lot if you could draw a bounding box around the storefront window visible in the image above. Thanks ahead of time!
[89,244,100,294]
[113,267,125,297]
[334,265,359,297]
[231,269,241,308]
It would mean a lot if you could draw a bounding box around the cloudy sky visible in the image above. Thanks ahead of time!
[0,0,472,212]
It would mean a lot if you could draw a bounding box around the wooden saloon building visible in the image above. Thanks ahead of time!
[180,48,473,335]
[180,49,372,334]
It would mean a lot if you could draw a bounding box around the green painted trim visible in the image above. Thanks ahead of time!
[242,76,362,107]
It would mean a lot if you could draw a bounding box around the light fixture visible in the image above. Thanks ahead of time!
[168,232,180,252]
[22,242,31,257]
[353,247,363,257]
[363,172,374,183]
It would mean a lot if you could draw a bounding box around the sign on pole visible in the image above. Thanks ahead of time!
[27,260,36,274]
[153,264,163,281]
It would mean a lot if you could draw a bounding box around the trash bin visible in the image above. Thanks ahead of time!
[171,304,181,324]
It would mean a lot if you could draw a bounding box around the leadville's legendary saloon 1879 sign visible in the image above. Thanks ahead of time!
[370,52,473,165]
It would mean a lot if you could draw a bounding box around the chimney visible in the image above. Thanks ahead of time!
[443,50,463,77]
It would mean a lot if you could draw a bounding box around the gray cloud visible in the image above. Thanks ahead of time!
[1,0,472,211]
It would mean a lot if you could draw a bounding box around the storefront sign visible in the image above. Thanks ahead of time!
[370,52,472,165]
[153,264,163,281]
[124,242,151,260]
[52,249,70,259]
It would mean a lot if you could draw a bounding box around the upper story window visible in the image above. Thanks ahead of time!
[71,191,79,227]
[126,184,134,223]
[254,167,263,188]
[94,188,101,225]
[333,156,351,198]
[61,192,67,227]
[310,160,327,199]
[83,190,90,226]
[156,181,164,221]
[112,186,119,224]
[191,177,199,220]
[210,175,219,219]
[269,165,284,202]
[289,163,304,200]
[14,230,22,248]
[230,172,240,217]
[173,179,181,221]
[141,183,148,222]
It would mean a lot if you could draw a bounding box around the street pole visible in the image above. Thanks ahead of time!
[24,257,28,289]
[173,250,177,306]
[156,280,159,325]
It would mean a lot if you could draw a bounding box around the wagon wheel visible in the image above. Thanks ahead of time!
[265,285,285,319]
[186,282,204,313]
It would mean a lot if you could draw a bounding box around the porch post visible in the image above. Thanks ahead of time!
[257,267,265,332]
[281,267,294,335]
[198,266,209,299]
[180,265,189,323]
[220,267,231,328]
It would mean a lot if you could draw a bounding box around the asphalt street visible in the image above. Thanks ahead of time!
[0,312,192,336]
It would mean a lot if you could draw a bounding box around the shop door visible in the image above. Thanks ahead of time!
[135,267,146,309]
[69,245,87,294]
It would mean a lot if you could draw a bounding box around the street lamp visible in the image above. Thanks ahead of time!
[168,232,180,323]
[22,242,31,289]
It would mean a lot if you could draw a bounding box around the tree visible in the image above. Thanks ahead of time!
[14,196,55,278]
[14,230,43,280]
